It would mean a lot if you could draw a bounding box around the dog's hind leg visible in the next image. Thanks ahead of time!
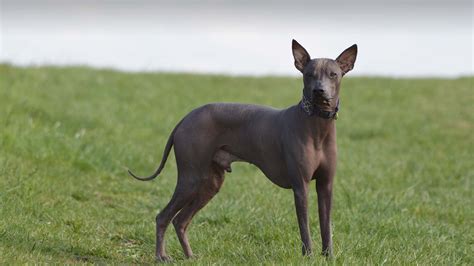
[155,178,198,262]
[172,163,225,258]
[172,196,214,258]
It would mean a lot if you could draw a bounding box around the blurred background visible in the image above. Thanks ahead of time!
[1,0,472,77]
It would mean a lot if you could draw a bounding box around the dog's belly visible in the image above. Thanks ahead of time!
[213,146,292,189]
[257,165,292,189]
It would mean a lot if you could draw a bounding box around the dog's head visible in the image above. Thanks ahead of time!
[292,39,357,110]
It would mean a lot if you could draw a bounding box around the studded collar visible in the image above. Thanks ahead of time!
[300,94,339,120]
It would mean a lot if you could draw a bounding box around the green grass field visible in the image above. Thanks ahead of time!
[0,64,472,264]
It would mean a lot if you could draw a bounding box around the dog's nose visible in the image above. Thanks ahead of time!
[312,88,324,94]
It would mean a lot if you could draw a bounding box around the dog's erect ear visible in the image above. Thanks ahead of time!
[336,44,357,75]
[292,39,311,73]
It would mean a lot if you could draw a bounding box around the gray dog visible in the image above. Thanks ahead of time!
[129,39,357,261]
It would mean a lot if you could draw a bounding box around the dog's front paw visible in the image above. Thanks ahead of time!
[321,248,333,258]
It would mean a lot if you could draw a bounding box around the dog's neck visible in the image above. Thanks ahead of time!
[299,94,339,120]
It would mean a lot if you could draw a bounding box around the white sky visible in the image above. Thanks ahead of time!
[1,0,473,77]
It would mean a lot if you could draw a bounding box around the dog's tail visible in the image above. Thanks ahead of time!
[128,120,182,181]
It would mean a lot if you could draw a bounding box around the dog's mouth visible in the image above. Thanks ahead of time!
[312,93,333,107]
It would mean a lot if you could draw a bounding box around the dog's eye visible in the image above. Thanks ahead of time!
[329,72,337,79]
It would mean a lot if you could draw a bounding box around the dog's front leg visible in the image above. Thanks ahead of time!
[292,182,313,255]
[316,175,333,257]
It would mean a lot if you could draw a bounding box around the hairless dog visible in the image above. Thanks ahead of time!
[129,39,357,261]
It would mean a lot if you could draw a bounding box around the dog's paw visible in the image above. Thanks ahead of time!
[156,255,172,263]
[321,249,333,258]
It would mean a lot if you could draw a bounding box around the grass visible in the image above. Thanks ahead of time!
[0,63,472,264]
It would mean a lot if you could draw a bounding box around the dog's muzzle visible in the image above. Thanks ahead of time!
[300,94,339,120]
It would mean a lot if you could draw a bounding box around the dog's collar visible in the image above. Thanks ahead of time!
[300,94,339,120]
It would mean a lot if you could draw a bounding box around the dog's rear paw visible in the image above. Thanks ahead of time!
[156,255,172,263]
